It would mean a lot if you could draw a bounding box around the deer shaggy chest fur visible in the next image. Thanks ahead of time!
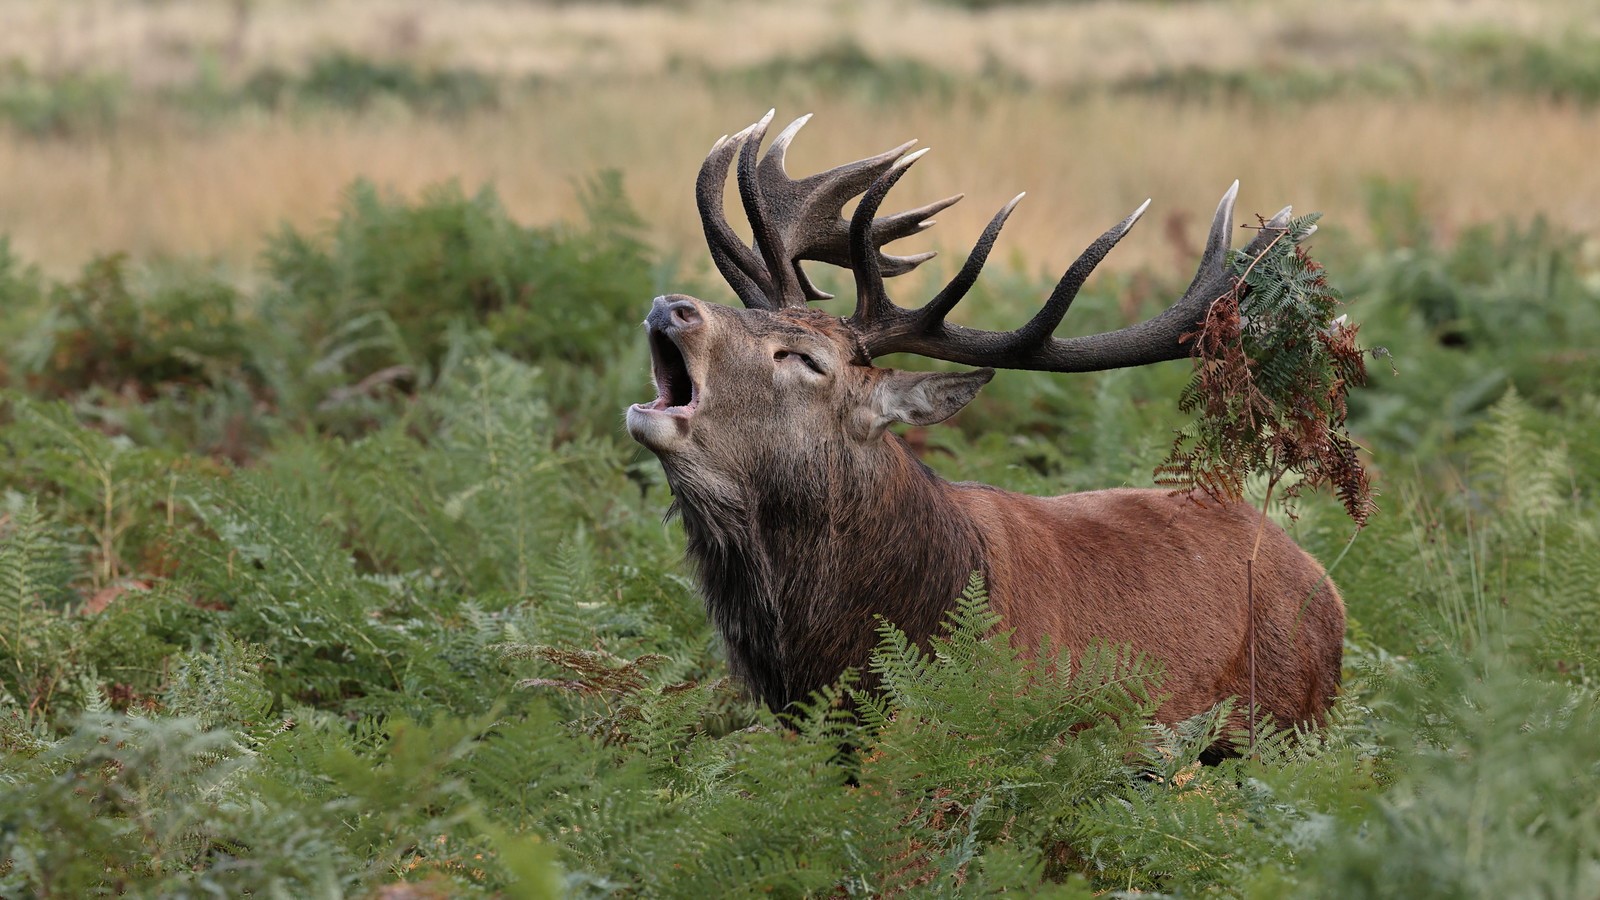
[626,111,1345,739]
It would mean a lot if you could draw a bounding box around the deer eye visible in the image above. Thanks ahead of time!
[774,349,827,376]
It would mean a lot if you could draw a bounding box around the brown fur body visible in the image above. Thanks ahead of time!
[957,481,1343,729]
[629,297,1344,740]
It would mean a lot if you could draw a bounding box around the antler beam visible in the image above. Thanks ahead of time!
[846,150,1298,372]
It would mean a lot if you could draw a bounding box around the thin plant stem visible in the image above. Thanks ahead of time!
[1246,459,1285,758]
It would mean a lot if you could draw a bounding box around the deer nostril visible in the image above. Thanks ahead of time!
[669,302,702,328]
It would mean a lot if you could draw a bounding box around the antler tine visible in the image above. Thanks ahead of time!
[694,111,964,308]
[1092,180,1242,356]
[761,111,812,173]
[1175,179,1241,310]
[911,192,1026,332]
[856,182,1299,374]
[752,113,958,302]
[1042,180,1242,370]
[866,193,962,276]
[697,125,775,309]
[848,148,930,329]
[851,192,1146,361]
[1003,198,1151,351]
[735,110,803,307]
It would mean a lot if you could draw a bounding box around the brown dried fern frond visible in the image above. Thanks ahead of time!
[1157,213,1379,526]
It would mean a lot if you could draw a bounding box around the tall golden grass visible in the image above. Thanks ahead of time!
[3,83,1597,277]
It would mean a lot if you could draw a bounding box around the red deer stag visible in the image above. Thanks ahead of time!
[626,111,1344,740]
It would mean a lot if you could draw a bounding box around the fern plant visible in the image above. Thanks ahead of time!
[0,496,77,717]
[1158,213,1378,526]
[1,172,1596,897]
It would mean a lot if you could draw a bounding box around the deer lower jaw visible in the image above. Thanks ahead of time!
[627,328,701,451]
[627,395,696,451]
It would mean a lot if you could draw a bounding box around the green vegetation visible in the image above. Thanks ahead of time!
[0,51,505,137]
[1,169,1596,895]
[1160,213,1374,522]
[1114,33,1600,105]
[691,39,1020,106]
[242,51,502,116]
[7,28,1600,139]
[0,62,124,138]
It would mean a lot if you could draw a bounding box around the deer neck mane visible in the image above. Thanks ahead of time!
[664,434,984,709]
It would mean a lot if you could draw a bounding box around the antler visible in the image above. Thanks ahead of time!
[844,150,1300,372]
[696,110,962,310]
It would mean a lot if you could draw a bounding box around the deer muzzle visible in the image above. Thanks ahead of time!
[627,295,704,452]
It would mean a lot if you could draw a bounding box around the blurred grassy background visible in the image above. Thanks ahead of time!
[1,0,1598,276]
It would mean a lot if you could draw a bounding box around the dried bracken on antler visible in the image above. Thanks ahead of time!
[1156,212,1378,526]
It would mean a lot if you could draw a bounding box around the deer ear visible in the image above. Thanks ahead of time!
[858,368,995,439]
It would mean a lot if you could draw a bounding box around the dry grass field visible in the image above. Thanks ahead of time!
[1,0,1598,276]
[6,88,1600,277]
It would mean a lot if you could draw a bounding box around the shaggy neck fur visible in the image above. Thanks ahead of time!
[664,434,985,709]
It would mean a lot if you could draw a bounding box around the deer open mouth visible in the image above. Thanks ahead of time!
[642,327,698,416]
